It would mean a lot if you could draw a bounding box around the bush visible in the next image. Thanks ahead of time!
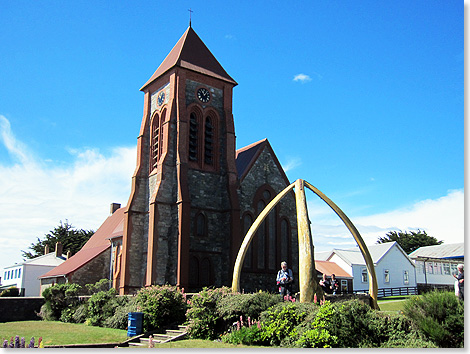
[0,286,20,297]
[403,290,464,348]
[40,283,82,321]
[135,285,187,332]
[222,325,263,346]
[217,291,281,329]
[259,302,317,346]
[186,287,234,340]
[104,296,138,330]
[85,288,121,327]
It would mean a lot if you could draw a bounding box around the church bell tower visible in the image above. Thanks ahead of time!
[118,26,241,294]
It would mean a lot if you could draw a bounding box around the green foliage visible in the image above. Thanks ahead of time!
[0,286,20,297]
[22,220,94,259]
[403,291,464,348]
[40,283,82,321]
[104,296,138,329]
[221,325,263,346]
[85,288,120,327]
[376,230,442,254]
[216,291,281,327]
[295,301,338,348]
[186,287,234,340]
[135,285,187,332]
[259,302,315,346]
[85,278,112,295]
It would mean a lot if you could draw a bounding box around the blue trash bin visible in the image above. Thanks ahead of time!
[127,312,144,337]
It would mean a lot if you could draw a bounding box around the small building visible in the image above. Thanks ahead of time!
[317,242,417,294]
[315,260,353,293]
[408,243,463,289]
[1,243,66,296]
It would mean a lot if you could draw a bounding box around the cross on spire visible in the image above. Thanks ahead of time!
[188,8,193,27]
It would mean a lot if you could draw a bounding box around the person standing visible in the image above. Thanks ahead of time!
[453,264,464,301]
[319,273,331,294]
[330,274,340,295]
[276,261,294,300]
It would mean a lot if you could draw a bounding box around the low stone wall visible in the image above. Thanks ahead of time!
[0,297,45,322]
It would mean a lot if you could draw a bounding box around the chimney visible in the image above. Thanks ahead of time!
[44,244,50,254]
[110,203,121,214]
[55,242,63,257]
[67,250,72,259]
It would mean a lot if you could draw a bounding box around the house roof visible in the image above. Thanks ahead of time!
[141,26,237,90]
[409,243,464,260]
[39,208,125,279]
[326,242,415,268]
[235,138,290,185]
[3,252,66,269]
[315,260,353,278]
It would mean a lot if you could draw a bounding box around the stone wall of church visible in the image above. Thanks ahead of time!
[237,148,298,293]
[70,248,111,287]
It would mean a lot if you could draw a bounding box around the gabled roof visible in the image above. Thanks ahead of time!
[315,260,353,279]
[326,242,415,268]
[141,26,237,90]
[4,252,66,269]
[39,208,125,279]
[235,138,290,185]
[409,243,464,260]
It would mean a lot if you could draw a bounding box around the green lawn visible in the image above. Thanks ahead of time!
[377,295,415,312]
[0,321,128,346]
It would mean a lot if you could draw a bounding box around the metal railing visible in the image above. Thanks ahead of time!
[353,286,418,298]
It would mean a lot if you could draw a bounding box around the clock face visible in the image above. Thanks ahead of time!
[197,87,210,103]
[157,91,165,106]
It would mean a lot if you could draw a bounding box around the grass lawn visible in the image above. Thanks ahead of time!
[0,321,128,346]
[377,295,415,312]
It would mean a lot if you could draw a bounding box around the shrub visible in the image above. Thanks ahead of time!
[0,286,20,297]
[40,283,82,321]
[217,291,281,329]
[403,290,464,348]
[104,296,138,329]
[222,325,263,346]
[295,301,338,348]
[85,278,112,295]
[85,288,121,326]
[259,302,317,346]
[186,287,234,340]
[135,285,187,332]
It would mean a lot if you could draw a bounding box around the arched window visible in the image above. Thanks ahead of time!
[189,112,199,162]
[280,218,290,264]
[204,117,213,165]
[150,111,165,172]
[200,258,212,286]
[256,200,266,269]
[195,212,207,237]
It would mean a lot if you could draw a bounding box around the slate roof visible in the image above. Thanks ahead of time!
[141,26,237,90]
[39,208,125,279]
[408,243,464,260]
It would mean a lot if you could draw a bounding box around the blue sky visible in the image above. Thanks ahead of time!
[0,1,464,272]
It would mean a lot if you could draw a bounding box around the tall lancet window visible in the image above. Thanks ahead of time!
[189,112,198,161]
[204,117,213,165]
[151,111,165,171]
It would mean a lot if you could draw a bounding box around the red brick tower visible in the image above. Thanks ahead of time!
[118,26,241,294]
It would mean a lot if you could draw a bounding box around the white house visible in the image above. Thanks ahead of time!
[316,242,417,293]
[1,244,66,297]
[408,243,464,288]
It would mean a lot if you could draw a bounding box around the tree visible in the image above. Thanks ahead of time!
[22,221,94,259]
[376,230,443,254]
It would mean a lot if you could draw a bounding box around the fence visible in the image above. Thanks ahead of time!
[353,286,418,298]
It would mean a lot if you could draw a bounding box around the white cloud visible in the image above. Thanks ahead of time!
[281,156,302,172]
[0,115,136,271]
[293,73,312,83]
[309,189,464,252]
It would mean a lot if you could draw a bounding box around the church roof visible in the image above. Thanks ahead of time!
[141,26,237,90]
[235,138,290,185]
[38,208,124,279]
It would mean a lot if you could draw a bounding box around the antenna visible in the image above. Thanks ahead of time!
[188,8,193,27]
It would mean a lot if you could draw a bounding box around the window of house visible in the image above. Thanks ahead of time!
[384,269,390,283]
[14,269,18,278]
[434,262,442,275]
[443,263,451,275]
[341,279,348,292]
[427,262,434,274]
[403,270,409,285]
[18,269,21,279]
[361,268,368,283]
[451,263,458,275]
[3,272,6,280]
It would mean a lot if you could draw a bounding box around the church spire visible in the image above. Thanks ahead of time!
[188,8,193,27]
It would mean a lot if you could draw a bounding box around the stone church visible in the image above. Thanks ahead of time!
[40,26,298,294]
